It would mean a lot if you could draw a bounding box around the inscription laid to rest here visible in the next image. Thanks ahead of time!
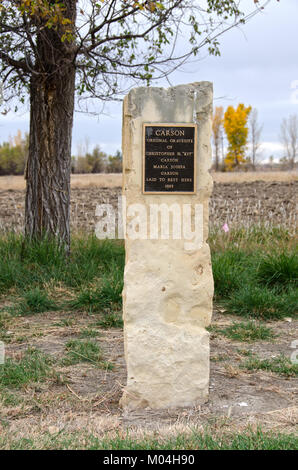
[143,124,196,194]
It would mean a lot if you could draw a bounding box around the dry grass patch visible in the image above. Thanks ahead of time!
[211,171,297,183]
[0,171,296,192]
[0,173,122,191]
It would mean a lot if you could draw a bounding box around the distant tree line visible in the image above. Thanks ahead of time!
[72,147,122,173]
[0,132,122,175]
[1,115,296,176]
[0,131,28,175]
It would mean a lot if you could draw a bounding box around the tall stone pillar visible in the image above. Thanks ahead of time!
[121,82,214,409]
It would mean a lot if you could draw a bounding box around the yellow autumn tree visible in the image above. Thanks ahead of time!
[223,104,252,170]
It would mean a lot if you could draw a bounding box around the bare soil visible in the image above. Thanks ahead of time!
[0,180,297,233]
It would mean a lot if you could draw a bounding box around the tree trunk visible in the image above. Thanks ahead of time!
[214,142,219,171]
[25,70,75,251]
[25,1,76,253]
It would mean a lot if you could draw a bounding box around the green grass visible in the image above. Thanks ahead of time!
[93,312,123,329]
[0,348,55,389]
[0,389,22,407]
[209,226,297,320]
[0,233,125,320]
[0,235,65,294]
[212,250,250,297]
[210,353,230,362]
[69,288,111,312]
[13,288,59,316]
[0,311,11,342]
[0,311,7,329]
[70,264,123,313]
[0,228,296,322]
[209,321,275,342]
[0,428,296,450]
[0,233,124,294]
[242,354,298,377]
[257,251,298,290]
[224,285,297,320]
[78,328,100,338]
[61,339,103,366]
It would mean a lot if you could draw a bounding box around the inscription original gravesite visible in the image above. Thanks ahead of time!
[120,82,214,410]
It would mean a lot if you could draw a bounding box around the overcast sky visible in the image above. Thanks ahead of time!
[0,0,297,161]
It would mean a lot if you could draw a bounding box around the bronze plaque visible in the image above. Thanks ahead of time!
[143,123,197,194]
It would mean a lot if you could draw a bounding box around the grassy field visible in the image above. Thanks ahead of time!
[0,226,297,450]
[0,428,297,450]
[0,171,296,191]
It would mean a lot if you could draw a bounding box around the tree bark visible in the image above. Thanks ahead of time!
[214,141,219,171]
[25,69,75,251]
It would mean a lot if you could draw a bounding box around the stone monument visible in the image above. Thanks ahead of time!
[120,82,214,409]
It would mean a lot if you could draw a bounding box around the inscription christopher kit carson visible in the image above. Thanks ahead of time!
[143,124,197,194]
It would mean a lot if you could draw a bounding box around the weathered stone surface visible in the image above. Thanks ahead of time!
[121,83,214,410]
